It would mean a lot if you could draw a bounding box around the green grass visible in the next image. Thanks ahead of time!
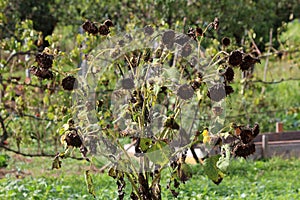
[177,157,300,199]
[1,155,300,199]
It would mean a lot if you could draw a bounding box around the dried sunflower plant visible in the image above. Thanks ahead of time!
[53,18,261,199]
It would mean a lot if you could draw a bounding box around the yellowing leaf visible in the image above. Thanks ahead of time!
[85,170,96,198]
[52,157,61,169]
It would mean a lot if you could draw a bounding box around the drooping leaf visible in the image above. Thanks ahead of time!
[177,163,192,182]
[217,144,231,173]
[85,170,96,198]
[203,155,224,185]
[147,140,171,165]
[108,167,117,179]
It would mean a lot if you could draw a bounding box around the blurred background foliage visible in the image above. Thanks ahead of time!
[1,0,300,49]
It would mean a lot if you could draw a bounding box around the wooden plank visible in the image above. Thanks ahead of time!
[253,141,300,159]
[255,140,300,145]
[253,131,300,142]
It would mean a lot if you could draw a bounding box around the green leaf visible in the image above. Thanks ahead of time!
[177,163,192,182]
[85,170,96,198]
[139,138,152,152]
[147,140,171,165]
[43,95,50,106]
[47,112,54,120]
[203,155,224,185]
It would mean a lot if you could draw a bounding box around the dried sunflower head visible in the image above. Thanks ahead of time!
[221,37,230,47]
[29,66,53,79]
[177,84,194,100]
[98,24,110,35]
[82,20,98,35]
[35,52,54,69]
[207,83,226,102]
[162,30,175,45]
[228,50,243,66]
[144,25,154,35]
[121,78,135,90]
[224,67,234,82]
[104,19,114,28]
[240,54,261,71]
[233,143,256,158]
[62,76,77,91]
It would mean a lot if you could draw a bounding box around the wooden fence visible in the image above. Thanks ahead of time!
[252,131,300,159]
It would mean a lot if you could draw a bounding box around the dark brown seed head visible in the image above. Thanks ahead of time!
[233,143,255,158]
[174,34,190,45]
[80,145,88,158]
[29,66,53,79]
[68,118,75,126]
[212,106,223,116]
[228,50,243,66]
[240,129,254,144]
[177,84,194,100]
[240,54,260,71]
[35,53,54,69]
[225,85,234,96]
[224,67,234,82]
[98,24,110,35]
[196,27,203,37]
[64,130,82,148]
[207,83,226,102]
[104,19,114,28]
[144,25,154,35]
[162,30,175,45]
[62,75,77,91]
[82,20,98,35]
[222,37,230,47]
